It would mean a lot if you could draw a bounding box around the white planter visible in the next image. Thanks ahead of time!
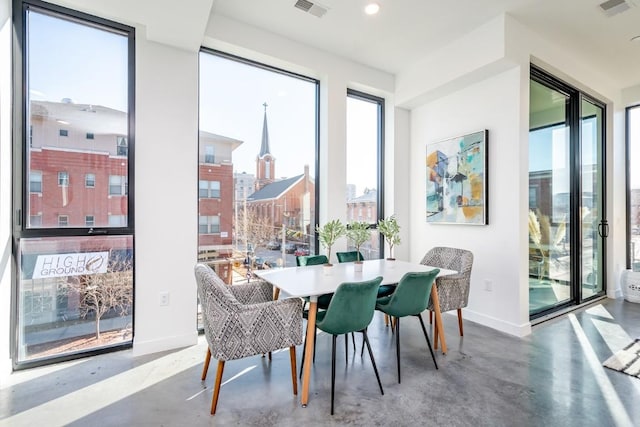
[386,258,396,269]
[323,264,333,276]
[354,262,363,272]
[621,269,640,303]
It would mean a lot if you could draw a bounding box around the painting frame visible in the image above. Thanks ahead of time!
[426,129,488,225]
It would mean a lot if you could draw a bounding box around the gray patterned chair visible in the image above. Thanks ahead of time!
[194,263,303,415]
[420,247,474,337]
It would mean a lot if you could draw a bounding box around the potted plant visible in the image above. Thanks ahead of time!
[378,215,401,261]
[316,219,346,269]
[347,221,371,272]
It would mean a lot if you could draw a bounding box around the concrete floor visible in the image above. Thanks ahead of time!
[1,298,640,427]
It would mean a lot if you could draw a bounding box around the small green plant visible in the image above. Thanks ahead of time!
[316,219,346,265]
[378,215,401,260]
[346,221,371,262]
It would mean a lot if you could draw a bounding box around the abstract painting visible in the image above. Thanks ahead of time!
[426,130,488,225]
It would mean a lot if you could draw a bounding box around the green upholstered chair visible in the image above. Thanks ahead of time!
[296,254,355,374]
[335,251,364,263]
[296,254,333,309]
[336,252,395,330]
[315,276,385,414]
[375,269,440,383]
[296,254,328,266]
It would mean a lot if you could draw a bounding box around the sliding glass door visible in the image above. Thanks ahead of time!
[528,66,606,318]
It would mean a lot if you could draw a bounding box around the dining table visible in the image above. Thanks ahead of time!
[254,258,457,407]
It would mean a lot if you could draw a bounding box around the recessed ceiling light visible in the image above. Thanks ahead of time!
[365,2,380,15]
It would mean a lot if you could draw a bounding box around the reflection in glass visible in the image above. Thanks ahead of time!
[18,236,133,362]
[581,99,604,298]
[528,79,572,314]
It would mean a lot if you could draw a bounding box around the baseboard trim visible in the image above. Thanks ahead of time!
[457,309,532,337]
[132,331,198,357]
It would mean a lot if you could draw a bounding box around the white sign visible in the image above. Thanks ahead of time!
[221,232,228,238]
[32,251,109,279]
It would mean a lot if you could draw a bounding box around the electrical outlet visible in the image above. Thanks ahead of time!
[159,291,170,306]
[484,280,493,292]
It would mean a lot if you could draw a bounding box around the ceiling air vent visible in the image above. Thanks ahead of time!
[599,0,635,17]
[294,0,328,18]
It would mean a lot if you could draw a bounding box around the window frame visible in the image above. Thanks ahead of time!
[198,48,321,253]
[627,104,640,268]
[12,0,136,369]
[346,88,385,257]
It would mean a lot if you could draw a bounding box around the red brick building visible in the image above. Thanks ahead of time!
[28,100,129,229]
[198,131,242,257]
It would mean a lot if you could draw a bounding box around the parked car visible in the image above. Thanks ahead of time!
[266,241,281,250]
[284,243,297,254]
[294,246,310,256]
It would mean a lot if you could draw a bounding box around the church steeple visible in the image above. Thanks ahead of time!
[255,102,276,191]
[258,102,271,158]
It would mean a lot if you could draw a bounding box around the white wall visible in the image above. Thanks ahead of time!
[410,67,528,335]
[0,0,12,377]
[402,13,629,336]
[132,37,199,355]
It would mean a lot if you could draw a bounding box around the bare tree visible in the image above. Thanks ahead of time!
[236,208,276,256]
[60,259,133,340]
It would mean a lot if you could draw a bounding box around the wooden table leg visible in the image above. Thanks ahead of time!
[273,287,280,301]
[430,285,447,354]
[301,299,317,407]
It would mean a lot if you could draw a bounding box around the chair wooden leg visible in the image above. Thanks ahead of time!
[457,308,464,336]
[201,347,211,381]
[384,314,389,326]
[289,346,298,395]
[433,316,439,350]
[211,360,225,415]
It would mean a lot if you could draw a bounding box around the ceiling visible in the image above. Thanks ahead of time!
[210,0,640,89]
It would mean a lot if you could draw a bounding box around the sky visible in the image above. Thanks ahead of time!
[199,52,380,197]
[27,9,381,198]
[28,11,128,112]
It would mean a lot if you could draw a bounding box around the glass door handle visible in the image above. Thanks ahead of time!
[597,220,609,238]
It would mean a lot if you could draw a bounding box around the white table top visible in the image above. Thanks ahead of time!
[254,258,456,299]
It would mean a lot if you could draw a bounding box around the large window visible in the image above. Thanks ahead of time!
[14,0,135,367]
[198,50,318,264]
[198,50,318,328]
[346,90,384,259]
[628,105,640,268]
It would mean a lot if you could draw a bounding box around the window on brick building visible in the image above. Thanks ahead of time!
[30,171,42,193]
[85,173,95,188]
